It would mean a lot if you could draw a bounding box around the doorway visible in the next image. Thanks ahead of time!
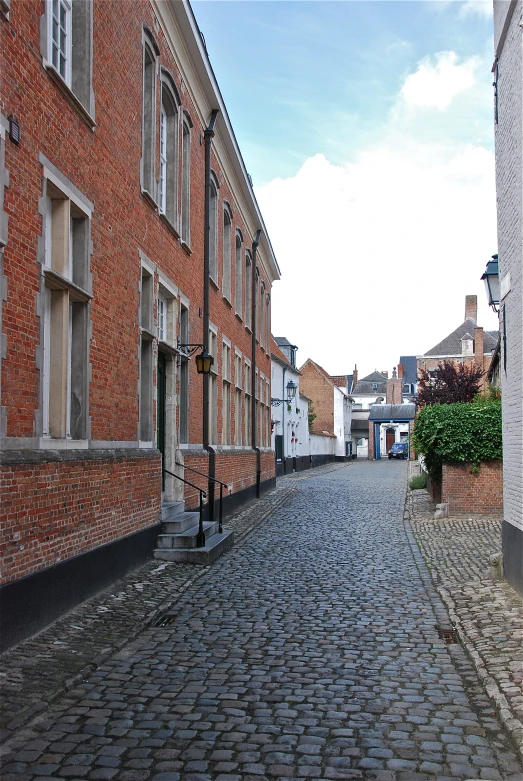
[385,427,395,454]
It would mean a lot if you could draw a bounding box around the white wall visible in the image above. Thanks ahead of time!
[309,433,336,456]
[333,386,352,457]
[271,361,307,460]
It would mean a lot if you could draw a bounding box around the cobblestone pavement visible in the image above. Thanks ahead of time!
[407,469,523,759]
[1,460,522,780]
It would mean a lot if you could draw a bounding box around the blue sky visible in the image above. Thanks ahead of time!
[192,0,499,377]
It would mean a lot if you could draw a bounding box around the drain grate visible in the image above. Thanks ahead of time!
[152,613,177,627]
[436,625,460,644]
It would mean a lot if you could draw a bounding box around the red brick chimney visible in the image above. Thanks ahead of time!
[397,363,404,379]
[474,326,484,372]
[353,364,358,388]
[386,370,403,404]
[465,295,477,323]
[382,371,388,378]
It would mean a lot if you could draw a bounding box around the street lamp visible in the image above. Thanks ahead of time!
[271,379,298,407]
[481,254,500,312]
[178,343,214,375]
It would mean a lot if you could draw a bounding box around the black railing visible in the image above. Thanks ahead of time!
[176,461,228,533]
[162,468,207,548]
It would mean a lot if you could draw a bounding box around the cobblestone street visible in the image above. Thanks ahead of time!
[1,461,522,781]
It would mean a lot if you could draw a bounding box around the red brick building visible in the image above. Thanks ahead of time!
[0,0,279,648]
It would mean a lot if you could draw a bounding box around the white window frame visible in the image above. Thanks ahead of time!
[48,0,72,84]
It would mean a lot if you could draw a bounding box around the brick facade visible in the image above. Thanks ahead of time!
[441,461,503,516]
[0,0,278,614]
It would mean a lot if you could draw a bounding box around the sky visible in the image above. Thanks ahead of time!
[192,0,500,379]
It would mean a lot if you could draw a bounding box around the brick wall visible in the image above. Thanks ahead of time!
[494,0,523,539]
[300,362,333,435]
[441,460,503,515]
[0,450,161,585]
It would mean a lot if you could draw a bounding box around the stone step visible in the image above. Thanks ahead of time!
[161,501,185,521]
[162,512,200,534]
[154,530,234,565]
[157,521,217,549]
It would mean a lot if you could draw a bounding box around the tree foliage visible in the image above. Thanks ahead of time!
[308,401,316,432]
[413,398,502,481]
[417,360,484,408]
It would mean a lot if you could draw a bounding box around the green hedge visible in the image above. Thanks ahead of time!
[413,399,502,481]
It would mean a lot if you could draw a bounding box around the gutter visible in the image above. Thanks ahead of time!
[203,109,219,518]
[251,229,262,497]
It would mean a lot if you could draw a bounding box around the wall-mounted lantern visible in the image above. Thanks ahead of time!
[178,343,214,375]
[481,254,500,312]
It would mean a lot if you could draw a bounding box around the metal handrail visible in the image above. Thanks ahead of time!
[163,468,207,548]
[175,461,226,533]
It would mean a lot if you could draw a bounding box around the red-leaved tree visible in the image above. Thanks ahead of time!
[417,361,484,408]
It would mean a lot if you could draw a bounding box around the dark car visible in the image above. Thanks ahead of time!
[388,442,408,460]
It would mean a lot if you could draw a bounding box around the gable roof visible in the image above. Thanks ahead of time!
[353,370,388,395]
[369,403,416,421]
[422,319,499,357]
[270,337,299,373]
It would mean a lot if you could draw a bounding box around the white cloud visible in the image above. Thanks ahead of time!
[400,51,479,110]
[257,60,499,378]
[459,0,493,19]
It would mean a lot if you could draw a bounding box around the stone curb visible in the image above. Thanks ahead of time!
[405,466,523,761]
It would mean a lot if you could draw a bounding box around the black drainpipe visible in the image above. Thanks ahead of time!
[203,109,219,519]
[281,366,286,473]
[251,229,262,497]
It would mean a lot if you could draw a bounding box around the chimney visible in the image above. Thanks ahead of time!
[353,364,358,388]
[465,295,477,323]
[382,371,388,378]
[386,374,403,404]
[397,363,404,379]
[474,326,484,371]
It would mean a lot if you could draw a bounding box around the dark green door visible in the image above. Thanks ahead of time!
[157,352,166,488]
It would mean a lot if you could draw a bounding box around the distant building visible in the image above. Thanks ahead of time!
[299,359,353,460]
[398,356,418,401]
[417,296,498,390]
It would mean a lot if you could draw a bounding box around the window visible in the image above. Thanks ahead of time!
[265,294,270,352]
[181,113,192,246]
[244,360,251,444]
[209,173,218,283]
[222,340,231,444]
[157,293,167,342]
[245,251,252,329]
[255,369,260,444]
[259,282,265,349]
[42,177,92,440]
[235,231,243,317]
[179,304,189,444]
[159,73,179,227]
[222,204,232,302]
[142,30,159,197]
[139,267,154,441]
[234,351,242,445]
[44,0,93,114]
[209,327,218,443]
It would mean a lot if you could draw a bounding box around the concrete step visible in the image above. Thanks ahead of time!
[161,501,185,521]
[157,521,217,549]
[154,530,234,565]
[162,512,200,534]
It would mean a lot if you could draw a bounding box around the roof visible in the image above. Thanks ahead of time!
[274,337,296,349]
[270,337,298,373]
[399,356,417,384]
[351,419,370,432]
[353,370,388,395]
[300,359,352,399]
[422,320,499,357]
[369,403,416,421]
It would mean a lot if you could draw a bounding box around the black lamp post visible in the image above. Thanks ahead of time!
[481,254,500,312]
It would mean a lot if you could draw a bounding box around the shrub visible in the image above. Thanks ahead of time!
[410,473,428,490]
[412,398,502,481]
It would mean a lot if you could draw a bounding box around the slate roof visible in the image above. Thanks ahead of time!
[353,371,388,395]
[270,337,299,373]
[274,337,294,348]
[422,319,499,357]
[369,403,416,421]
[399,356,417,384]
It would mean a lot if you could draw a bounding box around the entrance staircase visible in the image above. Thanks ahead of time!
[154,500,234,565]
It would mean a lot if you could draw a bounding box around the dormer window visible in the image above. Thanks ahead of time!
[461,333,474,356]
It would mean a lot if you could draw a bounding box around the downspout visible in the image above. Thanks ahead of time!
[251,229,262,497]
[203,109,219,519]
[281,366,286,472]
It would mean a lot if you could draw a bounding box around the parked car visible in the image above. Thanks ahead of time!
[388,442,408,460]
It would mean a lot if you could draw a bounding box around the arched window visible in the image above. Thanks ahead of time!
[142,29,159,197]
[265,293,271,352]
[209,172,219,282]
[222,203,232,301]
[259,281,265,348]
[159,72,180,227]
[245,250,252,330]
[181,111,192,245]
[235,230,243,317]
